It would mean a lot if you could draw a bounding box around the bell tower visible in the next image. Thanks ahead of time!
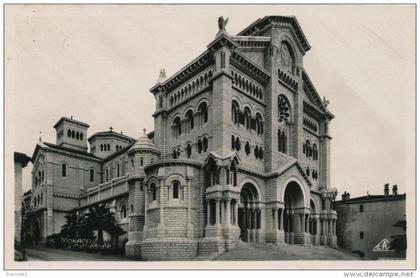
[53,116,89,152]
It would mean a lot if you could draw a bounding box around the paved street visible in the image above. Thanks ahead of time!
[26,248,138,261]
[213,242,362,261]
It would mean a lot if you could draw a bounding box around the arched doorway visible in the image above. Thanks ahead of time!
[283,181,306,244]
[238,183,260,242]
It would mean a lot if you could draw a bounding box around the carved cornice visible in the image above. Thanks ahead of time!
[53,193,79,200]
[230,51,271,84]
[207,32,238,52]
[150,51,213,95]
[238,16,311,53]
[233,36,271,49]
[301,70,334,119]
[278,69,298,92]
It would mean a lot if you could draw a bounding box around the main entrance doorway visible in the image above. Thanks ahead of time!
[238,183,260,242]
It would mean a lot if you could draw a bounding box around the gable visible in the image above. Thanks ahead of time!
[302,70,326,113]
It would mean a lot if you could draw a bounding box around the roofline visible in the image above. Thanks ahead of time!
[335,194,406,205]
[87,131,135,143]
[32,142,102,162]
[14,152,32,166]
[150,50,212,94]
[53,116,89,129]
[237,16,311,52]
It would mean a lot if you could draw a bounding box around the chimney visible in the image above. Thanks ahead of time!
[384,183,390,196]
[392,184,398,196]
[341,191,350,201]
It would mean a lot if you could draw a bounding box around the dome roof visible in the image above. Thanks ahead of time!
[128,129,160,155]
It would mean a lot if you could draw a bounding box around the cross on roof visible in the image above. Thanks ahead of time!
[143,128,146,135]
[109,126,113,132]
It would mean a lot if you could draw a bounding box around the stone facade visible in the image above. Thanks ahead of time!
[26,16,338,260]
[335,186,406,259]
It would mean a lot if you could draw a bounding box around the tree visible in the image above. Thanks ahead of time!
[105,222,126,250]
[83,203,116,245]
[60,211,80,239]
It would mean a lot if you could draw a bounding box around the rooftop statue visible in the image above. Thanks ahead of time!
[218,16,229,31]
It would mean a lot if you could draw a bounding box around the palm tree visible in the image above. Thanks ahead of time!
[105,222,126,250]
[60,211,80,238]
[83,203,115,245]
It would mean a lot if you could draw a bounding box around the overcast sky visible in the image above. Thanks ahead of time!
[6,4,415,197]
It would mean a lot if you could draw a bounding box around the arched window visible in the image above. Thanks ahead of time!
[231,135,235,150]
[306,167,310,176]
[117,163,120,177]
[173,116,182,137]
[140,157,144,166]
[71,130,75,138]
[313,144,318,160]
[172,180,180,199]
[280,41,295,74]
[90,168,95,182]
[185,110,194,131]
[278,95,291,122]
[245,141,250,155]
[80,133,83,140]
[244,107,251,130]
[61,163,67,178]
[254,145,259,159]
[235,137,241,151]
[120,204,127,219]
[197,139,203,154]
[107,144,110,151]
[231,101,240,124]
[100,144,103,151]
[131,159,134,168]
[198,102,208,124]
[105,168,109,182]
[67,130,71,137]
[76,132,80,140]
[150,183,157,202]
[305,140,311,158]
[172,149,177,159]
[258,146,264,160]
[256,113,263,134]
[203,137,208,152]
[278,129,287,154]
[186,144,192,158]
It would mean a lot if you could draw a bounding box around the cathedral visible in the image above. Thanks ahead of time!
[26,15,338,260]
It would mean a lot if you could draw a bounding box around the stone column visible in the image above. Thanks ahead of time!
[186,178,193,238]
[225,198,231,226]
[215,199,220,225]
[144,184,148,237]
[300,213,304,233]
[306,214,309,233]
[273,208,278,230]
[221,199,225,225]
[207,200,211,225]
[279,208,283,230]
[158,179,165,238]
[316,217,320,236]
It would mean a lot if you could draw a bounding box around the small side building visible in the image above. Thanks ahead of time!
[14,152,32,260]
[334,184,406,259]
